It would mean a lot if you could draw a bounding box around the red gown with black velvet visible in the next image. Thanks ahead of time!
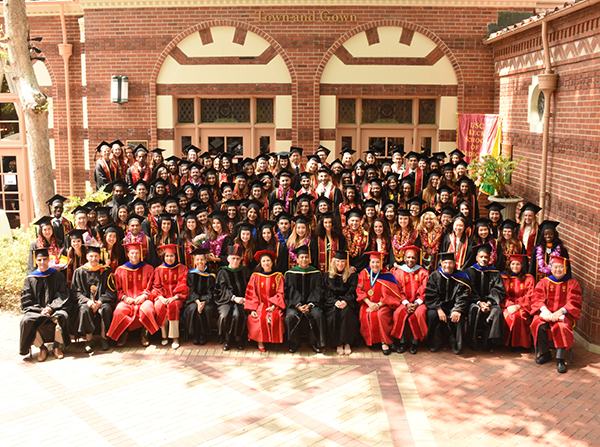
[106,263,159,340]
[391,266,429,341]
[530,276,582,350]
[501,273,534,348]
[356,269,401,345]
[244,272,286,343]
[151,263,190,326]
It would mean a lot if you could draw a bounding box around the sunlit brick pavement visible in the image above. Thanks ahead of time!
[1,310,599,446]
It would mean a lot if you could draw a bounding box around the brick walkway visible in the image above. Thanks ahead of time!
[1,311,599,446]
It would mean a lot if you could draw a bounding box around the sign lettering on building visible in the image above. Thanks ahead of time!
[257,10,358,22]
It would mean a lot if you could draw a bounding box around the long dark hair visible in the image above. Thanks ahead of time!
[368,217,392,249]
[314,215,344,240]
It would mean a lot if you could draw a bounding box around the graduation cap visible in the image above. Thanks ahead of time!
[292,245,310,256]
[440,206,458,217]
[220,182,235,192]
[151,148,166,155]
[241,157,255,167]
[276,151,290,159]
[269,198,286,211]
[123,241,143,252]
[233,171,249,181]
[83,201,101,211]
[437,185,455,196]
[449,148,466,160]
[157,244,180,255]
[340,169,354,179]
[85,245,102,254]
[32,247,50,258]
[485,202,505,212]
[330,158,343,168]
[538,220,560,233]
[258,220,276,231]
[432,151,447,160]
[125,213,144,225]
[418,152,430,163]
[316,145,331,157]
[456,160,469,169]
[317,165,333,176]
[456,177,472,188]
[365,250,387,261]
[158,212,174,223]
[191,247,210,257]
[291,215,311,226]
[183,144,200,154]
[474,244,493,255]
[314,196,333,210]
[397,208,411,217]
[407,196,426,209]
[390,146,405,157]
[276,170,293,179]
[163,195,178,206]
[427,169,442,179]
[249,179,265,190]
[298,171,314,181]
[442,163,455,171]
[196,185,211,196]
[255,153,270,163]
[400,176,414,187]
[365,164,379,172]
[183,211,199,222]
[382,200,399,211]
[46,194,68,206]
[508,253,527,264]
[132,179,150,191]
[363,199,379,209]
[369,178,384,187]
[419,207,439,217]
[100,223,121,235]
[150,178,169,189]
[133,144,148,156]
[341,147,356,156]
[289,146,303,156]
[199,152,213,160]
[186,200,203,211]
[95,141,110,152]
[452,214,472,227]
[165,155,181,165]
[245,198,264,211]
[473,217,492,229]
[307,154,320,164]
[296,193,314,203]
[333,250,349,260]
[188,162,202,172]
[353,160,366,169]
[519,202,542,217]
[73,206,89,216]
[235,222,255,234]
[258,172,274,181]
[228,244,244,257]
[208,211,226,220]
[344,207,364,220]
[180,181,198,193]
[129,197,148,210]
[179,160,191,169]
[66,228,87,240]
[276,211,293,222]
[95,206,112,216]
[500,219,519,231]
[439,252,455,262]
[109,140,124,147]
[405,151,420,160]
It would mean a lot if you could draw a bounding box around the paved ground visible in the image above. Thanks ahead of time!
[1,311,599,447]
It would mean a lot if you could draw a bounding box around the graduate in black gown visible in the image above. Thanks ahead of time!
[425,252,471,354]
[20,248,72,360]
[215,243,252,350]
[322,250,359,355]
[465,244,506,351]
[183,248,216,345]
[71,245,117,353]
[284,245,327,353]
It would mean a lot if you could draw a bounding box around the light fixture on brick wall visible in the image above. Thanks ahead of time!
[111,75,129,104]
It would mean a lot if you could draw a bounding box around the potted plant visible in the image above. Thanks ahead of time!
[469,154,524,220]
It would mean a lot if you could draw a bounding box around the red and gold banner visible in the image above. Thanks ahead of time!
[457,113,502,162]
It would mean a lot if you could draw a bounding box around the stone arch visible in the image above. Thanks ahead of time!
[314,19,464,146]
[150,20,297,146]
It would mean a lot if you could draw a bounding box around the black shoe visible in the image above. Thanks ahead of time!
[236,342,246,351]
[382,344,392,356]
[198,335,207,346]
[288,343,298,353]
[193,337,201,345]
[396,343,406,354]
[536,352,552,365]
[85,340,94,353]
[451,345,461,355]
[409,344,418,355]
[311,344,322,354]
[429,345,440,353]
[101,338,110,351]
[223,342,231,351]
[557,359,567,373]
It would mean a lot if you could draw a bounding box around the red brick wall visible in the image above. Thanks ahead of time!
[491,5,600,345]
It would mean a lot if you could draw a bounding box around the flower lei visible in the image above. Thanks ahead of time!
[343,227,368,258]
[210,233,228,257]
[502,240,520,270]
[36,234,61,264]
[392,229,418,262]
[536,244,561,275]
[418,228,443,267]
[276,186,295,213]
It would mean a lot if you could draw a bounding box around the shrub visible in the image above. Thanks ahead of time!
[0,225,35,313]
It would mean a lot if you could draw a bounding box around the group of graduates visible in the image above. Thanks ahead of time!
[19,141,582,373]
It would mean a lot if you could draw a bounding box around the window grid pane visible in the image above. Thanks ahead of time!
[201,99,250,123]
[418,99,437,124]
[362,99,412,124]
[256,98,274,124]
[177,98,195,124]
[338,98,356,124]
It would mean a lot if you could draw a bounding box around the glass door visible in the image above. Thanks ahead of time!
[361,129,413,160]
[0,149,28,229]
[200,129,251,162]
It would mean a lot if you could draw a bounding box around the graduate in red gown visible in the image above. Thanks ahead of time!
[531,255,582,373]
[151,244,189,349]
[106,242,159,346]
[244,250,286,351]
[501,254,534,349]
[391,246,429,354]
[356,251,402,355]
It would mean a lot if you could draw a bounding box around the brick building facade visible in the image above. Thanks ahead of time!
[3,0,600,348]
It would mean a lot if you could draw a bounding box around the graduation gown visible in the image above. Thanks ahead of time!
[440,233,475,271]
[215,266,252,341]
[244,272,286,343]
[51,216,73,248]
[183,268,216,339]
[151,263,190,326]
[284,266,327,347]
[501,273,534,348]
[309,235,346,274]
[19,268,71,355]
[391,265,429,342]
[356,268,402,346]
[425,268,471,350]
[465,264,506,349]
[323,271,359,347]
[123,232,160,268]
[529,244,571,282]
[95,159,119,189]
[530,275,582,350]
[343,227,369,270]
[71,264,117,336]
[106,262,158,341]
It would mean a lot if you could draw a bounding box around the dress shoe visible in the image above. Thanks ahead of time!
[193,336,201,345]
[171,342,180,349]
[52,346,64,359]
[101,338,110,351]
[236,340,247,351]
[451,345,461,355]
[557,359,567,374]
[38,346,48,362]
[409,344,418,355]
[311,344,322,354]
[117,331,128,347]
[382,344,392,356]
[198,335,207,345]
[85,340,94,353]
[429,345,440,353]
[223,342,231,351]
[288,343,298,353]
[536,352,553,365]
[140,330,150,347]
[396,343,406,354]
[258,343,266,352]
[161,339,169,346]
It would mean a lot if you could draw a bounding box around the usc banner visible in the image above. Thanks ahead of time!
[457,113,502,163]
